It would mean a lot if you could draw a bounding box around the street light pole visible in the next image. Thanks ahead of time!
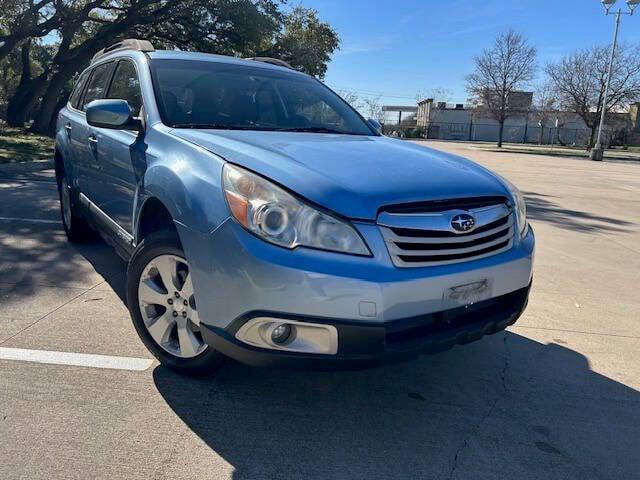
[591,9,622,160]
[591,0,639,161]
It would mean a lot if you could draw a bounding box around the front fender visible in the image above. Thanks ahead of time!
[134,148,230,244]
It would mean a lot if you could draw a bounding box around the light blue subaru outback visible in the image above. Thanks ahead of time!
[55,39,534,374]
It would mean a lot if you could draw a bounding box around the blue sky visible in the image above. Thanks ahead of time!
[300,0,640,106]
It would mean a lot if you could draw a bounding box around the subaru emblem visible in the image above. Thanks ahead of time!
[451,213,476,233]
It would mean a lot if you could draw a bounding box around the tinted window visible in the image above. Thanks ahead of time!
[69,71,90,109]
[107,60,142,116]
[81,62,115,111]
[150,59,374,135]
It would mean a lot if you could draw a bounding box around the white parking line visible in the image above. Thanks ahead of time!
[0,347,154,371]
[0,216,60,224]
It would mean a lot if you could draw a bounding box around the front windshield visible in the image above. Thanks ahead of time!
[149,58,375,135]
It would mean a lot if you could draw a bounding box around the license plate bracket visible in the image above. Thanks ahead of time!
[444,279,492,308]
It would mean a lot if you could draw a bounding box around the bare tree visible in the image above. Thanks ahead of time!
[336,90,363,112]
[415,87,452,104]
[363,96,384,123]
[546,44,640,150]
[466,29,537,147]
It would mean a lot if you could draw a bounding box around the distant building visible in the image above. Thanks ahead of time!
[414,95,640,145]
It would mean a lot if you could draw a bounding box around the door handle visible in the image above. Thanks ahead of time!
[88,136,98,145]
[65,124,72,137]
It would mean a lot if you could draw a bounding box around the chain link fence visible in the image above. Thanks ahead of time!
[385,121,640,147]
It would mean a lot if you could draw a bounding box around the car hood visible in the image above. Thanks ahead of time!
[170,129,509,220]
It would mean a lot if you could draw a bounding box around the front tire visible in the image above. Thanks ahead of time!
[126,230,224,375]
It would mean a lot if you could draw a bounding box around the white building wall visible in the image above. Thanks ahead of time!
[419,102,604,145]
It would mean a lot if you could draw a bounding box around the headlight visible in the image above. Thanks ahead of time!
[503,179,528,238]
[223,164,370,256]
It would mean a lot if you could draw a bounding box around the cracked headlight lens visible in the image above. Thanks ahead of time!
[223,163,370,256]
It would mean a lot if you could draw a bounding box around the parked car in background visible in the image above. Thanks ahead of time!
[54,39,534,374]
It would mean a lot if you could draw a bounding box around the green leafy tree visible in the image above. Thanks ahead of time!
[0,0,340,133]
[262,6,339,78]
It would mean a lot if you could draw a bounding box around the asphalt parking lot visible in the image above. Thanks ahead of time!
[1,142,639,480]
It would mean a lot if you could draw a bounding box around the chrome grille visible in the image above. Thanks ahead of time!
[379,200,514,267]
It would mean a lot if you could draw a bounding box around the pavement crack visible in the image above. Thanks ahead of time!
[446,334,511,480]
[0,283,100,347]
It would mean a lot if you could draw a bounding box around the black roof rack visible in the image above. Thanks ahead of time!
[92,39,155,63]
[245,57,295,70]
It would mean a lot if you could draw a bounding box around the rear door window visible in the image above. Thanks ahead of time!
[81,62,115,111]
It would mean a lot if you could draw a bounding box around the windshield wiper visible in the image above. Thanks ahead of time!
[276,126,355,134]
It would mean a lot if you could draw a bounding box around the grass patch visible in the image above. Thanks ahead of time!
[0,127,54,164]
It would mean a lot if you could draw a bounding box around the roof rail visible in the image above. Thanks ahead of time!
[92,39,155,63]
[245,57,295,70]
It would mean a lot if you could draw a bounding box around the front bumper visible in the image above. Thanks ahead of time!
[201,283,531,369]
[177,218,534,369]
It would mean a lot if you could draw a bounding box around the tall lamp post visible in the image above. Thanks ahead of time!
[591,0,639,161]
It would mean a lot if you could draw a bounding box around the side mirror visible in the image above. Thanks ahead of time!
[367,118,382,134]
[86,99,141,131]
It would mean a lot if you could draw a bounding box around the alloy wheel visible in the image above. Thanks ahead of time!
[137,254,206,358]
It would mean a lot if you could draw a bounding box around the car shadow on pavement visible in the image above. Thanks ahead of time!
[523,191,634,233]
[0,224,100,292]
[153,332,639,480]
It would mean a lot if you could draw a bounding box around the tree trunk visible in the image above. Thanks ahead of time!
[30,63,79,135]
[19,39,32,85]
[5,77,47,127]
[5,40,52,127]
[497,121,505,148]
[5,40,40,127]
[47,91,71,134]
[588,125,597,151]
[556,127,567,147]
[538,126,544,145]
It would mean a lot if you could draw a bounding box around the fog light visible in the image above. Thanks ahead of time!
[236,317,338,354]
[271,323,293,344]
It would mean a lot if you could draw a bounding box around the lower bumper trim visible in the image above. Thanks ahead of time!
[201,283,531,370]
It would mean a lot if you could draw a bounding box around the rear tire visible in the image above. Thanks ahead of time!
[126,230,224,376]
[56,171,93,243]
